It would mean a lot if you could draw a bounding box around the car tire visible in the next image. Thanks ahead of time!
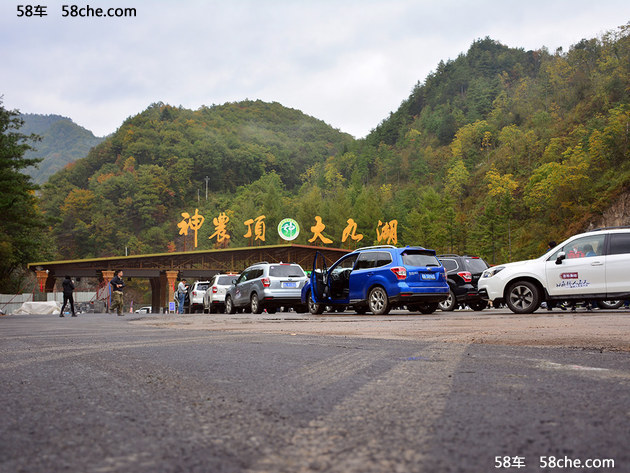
[469,300,488,311]
[438,289,457,311]
[418,302,438,314]
[597,300,623,310]
[307,290,324,315]
[506,281,540,314]
[368,286,390,315]
[225,295,236,314]
[251,293,263,314]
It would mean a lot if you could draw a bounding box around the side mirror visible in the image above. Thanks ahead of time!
[232,279,237,285]
[555,252,566,265]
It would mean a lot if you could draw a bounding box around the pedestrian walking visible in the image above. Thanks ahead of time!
[110,270,125,316]
[59,275,76,317]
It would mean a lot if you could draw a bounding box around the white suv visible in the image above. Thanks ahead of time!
[478,227,630,313]
[189,281,210,313]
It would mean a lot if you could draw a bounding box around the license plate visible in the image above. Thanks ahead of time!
[281,282,297,288]
[421,273,436,280]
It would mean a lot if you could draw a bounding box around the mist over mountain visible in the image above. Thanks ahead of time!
[20,114,105,184]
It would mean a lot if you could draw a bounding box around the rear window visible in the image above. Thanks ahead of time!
[216,275,234,285]
[609,233,630,255]
[195,283,209,291]
[401,251,440,267]
[269,264,305,278]
[355,251,392,269]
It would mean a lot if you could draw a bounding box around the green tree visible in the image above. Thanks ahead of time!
[0,100,51,291]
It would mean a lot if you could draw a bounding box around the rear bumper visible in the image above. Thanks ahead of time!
[453,284,484,303]
[390,292,449,304]
[260,296,304,308]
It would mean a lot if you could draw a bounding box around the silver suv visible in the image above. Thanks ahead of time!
[225,262,308,314]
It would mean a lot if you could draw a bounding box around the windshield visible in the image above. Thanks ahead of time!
[269,264,305,278]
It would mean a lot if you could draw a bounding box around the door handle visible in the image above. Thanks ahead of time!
[590,261,603,266]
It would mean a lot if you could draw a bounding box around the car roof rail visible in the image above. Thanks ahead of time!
[354,245,397,251]
[587,226,630,232]
[437,254,460,257]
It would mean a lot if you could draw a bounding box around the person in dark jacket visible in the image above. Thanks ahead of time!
[60,275,76,317]
[110,270,125,316]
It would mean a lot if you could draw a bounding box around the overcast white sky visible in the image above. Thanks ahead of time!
[1,1,629,138]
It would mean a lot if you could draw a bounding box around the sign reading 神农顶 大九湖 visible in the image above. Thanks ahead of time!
[177,210,397,248]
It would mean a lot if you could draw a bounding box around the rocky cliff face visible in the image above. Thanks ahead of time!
[587,190,630,230]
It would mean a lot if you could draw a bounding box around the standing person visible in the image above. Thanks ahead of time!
[110,270,125,316]
[59,275,76,317]
[177,278,189,314]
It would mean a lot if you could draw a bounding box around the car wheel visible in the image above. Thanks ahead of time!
[225,295,236,314]
[597,300,623,310]
[418,302,438,314]
[469,300,488,311]
[307,290,324,315]
[250,293,263,314]
[368,286,390,315]
[506,281,540,314]
[438,289,457,311]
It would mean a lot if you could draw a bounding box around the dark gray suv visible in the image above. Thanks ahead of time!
[225,262,309,314]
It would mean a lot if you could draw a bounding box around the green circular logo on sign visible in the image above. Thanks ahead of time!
[278,218,300,241]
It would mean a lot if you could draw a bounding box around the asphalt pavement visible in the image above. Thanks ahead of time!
[1,312,629,473]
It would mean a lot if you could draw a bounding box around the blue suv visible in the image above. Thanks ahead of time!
[301,245,449,315]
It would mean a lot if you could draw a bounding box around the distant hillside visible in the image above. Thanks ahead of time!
[41,100,354,258]
[20,114,104,184]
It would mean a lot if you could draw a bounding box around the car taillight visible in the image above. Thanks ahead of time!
[457,271,473,283]
[262,277,271,287]
[212,287,218,293]
[390,267,407,280]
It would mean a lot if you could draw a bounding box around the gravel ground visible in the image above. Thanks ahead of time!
[132,308,630,352]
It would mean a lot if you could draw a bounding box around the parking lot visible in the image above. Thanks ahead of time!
[133,306,630,352]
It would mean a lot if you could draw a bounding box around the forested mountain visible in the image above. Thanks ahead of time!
[41,101,354,258]
[20,114,104,184]
[40,25,630,265]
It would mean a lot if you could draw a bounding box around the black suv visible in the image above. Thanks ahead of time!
[437,254,489,311]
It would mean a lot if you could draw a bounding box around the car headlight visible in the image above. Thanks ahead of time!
[482,266,505,278]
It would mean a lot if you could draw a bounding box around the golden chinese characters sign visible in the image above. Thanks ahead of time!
[176,211,398,248]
